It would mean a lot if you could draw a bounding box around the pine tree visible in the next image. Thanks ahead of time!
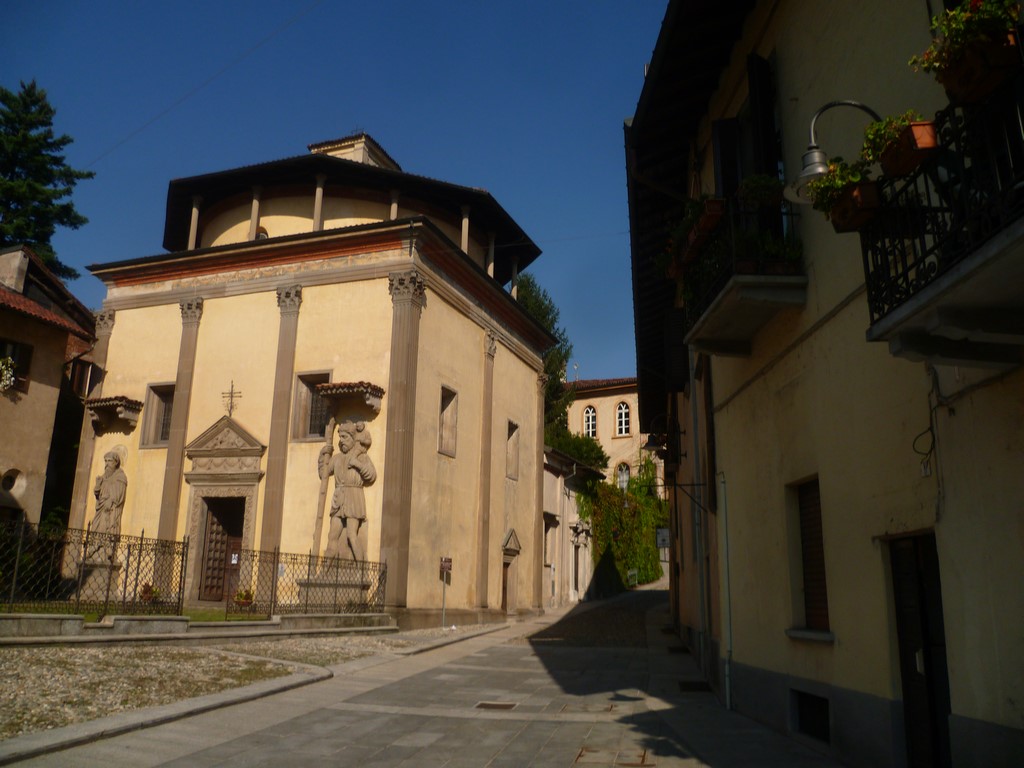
[0,80,93,280]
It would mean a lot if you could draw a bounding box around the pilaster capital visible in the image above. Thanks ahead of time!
[388,269,426,309]
[276,285,303,315]
[485,331,497,360]
[94,309,116,336]
[180,297,204,326]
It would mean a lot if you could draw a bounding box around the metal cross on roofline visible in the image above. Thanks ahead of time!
[222,380,242,417]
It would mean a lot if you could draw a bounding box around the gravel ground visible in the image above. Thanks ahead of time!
[0,625,490,741]
[0,593,664,742]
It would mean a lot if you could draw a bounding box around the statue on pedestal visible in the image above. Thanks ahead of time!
[319,421,375,561]
[89,445,127,560]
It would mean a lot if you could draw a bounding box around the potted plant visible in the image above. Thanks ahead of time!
[806,157,879,233]
[233,588,254,607]
[736,174,785,209]
[663,195,726,275]
[909,0,1022,103]
[862,110,939,176]
[139,583,160,604]
[0,357,15,392]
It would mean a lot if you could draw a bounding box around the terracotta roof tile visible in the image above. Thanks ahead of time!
[565,377,638,393]
[0,287,92,340]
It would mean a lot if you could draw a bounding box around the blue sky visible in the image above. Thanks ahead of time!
[4,1,665,379]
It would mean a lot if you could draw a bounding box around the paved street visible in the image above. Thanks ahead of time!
[5,582,843,767]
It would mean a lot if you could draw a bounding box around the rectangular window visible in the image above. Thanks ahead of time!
[506,421,519,480]
[0,339,33,393]
[142,384,175,447]
[797,479,830,631]
[293,372,330,439]
[438,386,458,457]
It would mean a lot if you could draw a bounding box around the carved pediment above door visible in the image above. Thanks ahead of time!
[502,528,521,557]
[184,416,266,484]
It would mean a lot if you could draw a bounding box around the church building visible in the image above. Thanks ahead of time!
[69,134,553,617]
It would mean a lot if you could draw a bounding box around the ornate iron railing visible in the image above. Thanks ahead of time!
[861,74,1024,324]
[0,520,188,616]
[224,548,387,619]
[680,197,803,330]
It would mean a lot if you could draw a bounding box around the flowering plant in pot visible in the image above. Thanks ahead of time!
[862,110,939,176]
[233,588,254,606]
[0,357,15,392]
[806,158,879,233]
[909,0,1022,101]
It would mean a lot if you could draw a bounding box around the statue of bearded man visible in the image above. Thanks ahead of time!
[92,448,128,536]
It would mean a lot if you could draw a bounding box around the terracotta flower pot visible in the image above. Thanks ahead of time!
[939,32,1021,104]
[880,122,939,177]
[829,182,880,233]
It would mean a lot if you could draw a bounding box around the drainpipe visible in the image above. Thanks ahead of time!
[719,470,733,710]
[688,347,708,677]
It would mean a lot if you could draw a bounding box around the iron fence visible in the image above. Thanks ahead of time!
[861,71,1024,324]
[0,520,188,617]
[224,548,387,619]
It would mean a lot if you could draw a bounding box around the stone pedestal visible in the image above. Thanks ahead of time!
[78,561,122,600]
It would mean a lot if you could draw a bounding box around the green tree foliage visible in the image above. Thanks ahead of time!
[579,457,667,590]
[545,424,609,470]
[516,272,574,429]
[516,272,607,469]
[0,80,94,280]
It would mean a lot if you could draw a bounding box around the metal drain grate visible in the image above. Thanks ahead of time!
[475,701,517,710]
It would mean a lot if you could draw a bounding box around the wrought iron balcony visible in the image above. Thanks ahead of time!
[860,75,1024,367]
[677,198,807,356]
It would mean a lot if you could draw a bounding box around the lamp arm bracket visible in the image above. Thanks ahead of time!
[807,100,883,147]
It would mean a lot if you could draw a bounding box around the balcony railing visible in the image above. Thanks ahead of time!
[675,198,806,355]
[860,76,1024,327]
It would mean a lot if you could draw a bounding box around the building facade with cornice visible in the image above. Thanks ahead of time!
[70,134,554,618]
[567,377,660,490]
[1,245,95,525]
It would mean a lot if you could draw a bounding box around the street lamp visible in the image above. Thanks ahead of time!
[785,100,882,204]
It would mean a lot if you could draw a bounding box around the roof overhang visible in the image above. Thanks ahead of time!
[625,0,755,430]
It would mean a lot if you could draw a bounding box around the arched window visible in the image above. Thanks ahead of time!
[616,401,631,436]
[617,463,630,490]
[583,406,596,438]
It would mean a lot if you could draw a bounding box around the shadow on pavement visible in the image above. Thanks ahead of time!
[525,584,706,764]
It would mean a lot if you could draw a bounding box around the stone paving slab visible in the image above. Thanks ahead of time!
[5,583,846,767]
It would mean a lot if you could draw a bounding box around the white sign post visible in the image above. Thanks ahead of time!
[440,556,452,627]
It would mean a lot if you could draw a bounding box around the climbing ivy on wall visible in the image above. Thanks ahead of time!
[578,457,667,594]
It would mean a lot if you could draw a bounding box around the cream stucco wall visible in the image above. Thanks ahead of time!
[567,385,646,483]
[89,303,182,536]
[406,286,487,609]
[490,337,543,612]
[284,278,393,560]
[929,368,1024,730]
[200,192,488,270]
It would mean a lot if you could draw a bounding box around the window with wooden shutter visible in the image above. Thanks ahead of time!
[798,479,830,631]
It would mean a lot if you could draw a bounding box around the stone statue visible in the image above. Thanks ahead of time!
[319,420,375,561]
[89,446,127,560]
